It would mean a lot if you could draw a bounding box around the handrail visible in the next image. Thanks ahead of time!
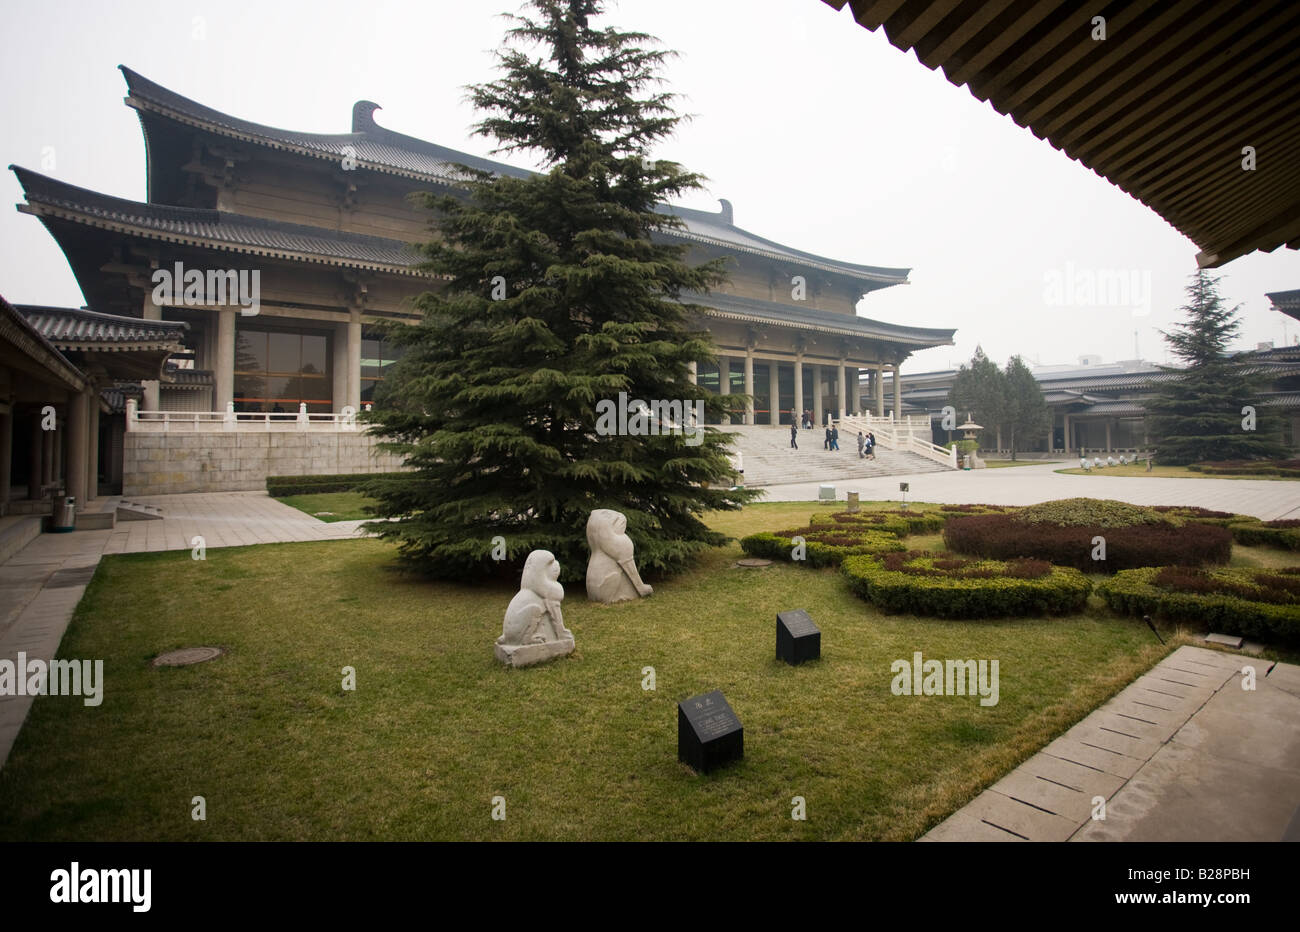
[126,399,368,433]
[836,414,957,468]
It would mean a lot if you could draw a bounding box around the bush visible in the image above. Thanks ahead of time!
[1098,567,1300,642]
[944,513,1232,572]
[1012,498,1172,528]
[1150,506,1257,527]
[1228,522,1300,551]
[841,552,1091,618]
[810,510,946,535]
[1189,459,1300,477]
[267,473,380,497]
[938,503,1012,515]
[740,527,905,568]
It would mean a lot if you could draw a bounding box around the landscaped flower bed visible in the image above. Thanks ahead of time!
[1188,459,1300,478]
[841,551,1092,618]
[740,525,906,568]
[1098,566,1300,642]
[943,498,1232,572]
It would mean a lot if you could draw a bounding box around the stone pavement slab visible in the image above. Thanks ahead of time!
[760,460,1300,520]
[922,646,1275,841]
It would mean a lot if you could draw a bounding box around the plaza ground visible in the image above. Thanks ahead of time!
[0,465,1298,840]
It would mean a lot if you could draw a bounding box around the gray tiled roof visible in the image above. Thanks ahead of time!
[689,290,954,348]
[162,362,213,386]
[17,303,188,348]
[121,66,909,287]
[13,168,424,273]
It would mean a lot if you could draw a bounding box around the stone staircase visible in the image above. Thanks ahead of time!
[721,425,954,487]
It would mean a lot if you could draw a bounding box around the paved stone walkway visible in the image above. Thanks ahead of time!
[0,492,371,766]
[758,460,1300,520]
[921,646,1300,842]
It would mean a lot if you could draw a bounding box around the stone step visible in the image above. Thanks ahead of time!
[116,501,165,521]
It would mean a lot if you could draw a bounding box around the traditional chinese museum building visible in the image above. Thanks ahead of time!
[4,66,954,502]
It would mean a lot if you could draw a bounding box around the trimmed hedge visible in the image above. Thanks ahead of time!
[1151,506,1258,528]
[809,510,946,535]
[1098,566,1300,642]
[841,551,1092,618]
[1012,498,1171,528]
[943,513,1232,572]
[1228,522,1300,551]
[740,527,905,568]
[267,473,376,497]
[1189,459,1300,478]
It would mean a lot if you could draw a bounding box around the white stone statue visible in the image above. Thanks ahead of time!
[1107,455,1117,467]
[586,509,653,603]
[1080,457,1090,470]
[495,550,574,668]
[1094,457,1103,468]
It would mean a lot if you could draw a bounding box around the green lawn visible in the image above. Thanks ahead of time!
[2,501,1271,841]
[1055,462,1300,480]
[275,491,378,521]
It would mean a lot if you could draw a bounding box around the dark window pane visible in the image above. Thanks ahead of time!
[235,330,267,373]
[268,332,299,374]
[302,334,327,375]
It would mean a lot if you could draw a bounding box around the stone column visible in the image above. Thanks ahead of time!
[1105,419,1113,452]
[142,295,162,411]
[65,390,88,507]
[793,357,803,428]
[718,356,731,425]
[348,311,363,412]
[874,365,884,416]
[812,364,823,429]
[28,415,42,500]
[1063,414,1072,454]
[333,321,351,412]
[0,409,12,509]
[87,395,100,501]
[836,360,846,420]
[848,366,858,414]
[43,419,55,487]
[892,365,902,419]
[743,348,754,426]
[215,307,236,412]
[768,360,780,427]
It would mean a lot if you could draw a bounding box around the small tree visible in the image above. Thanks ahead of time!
[947,345,1006,444]
[1002,355,1050,461]
[362,0,757,582]
[1146,270,1285,465]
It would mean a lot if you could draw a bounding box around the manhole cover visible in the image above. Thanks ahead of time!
[153,647,225,667]
[735,558,773,568]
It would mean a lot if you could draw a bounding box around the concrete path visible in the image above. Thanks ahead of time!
[757,460,1300,520]
[0,492,372,767]
[921,646,1300,842]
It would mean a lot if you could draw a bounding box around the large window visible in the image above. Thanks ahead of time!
[234,326,332,414]
[360,330,404,406]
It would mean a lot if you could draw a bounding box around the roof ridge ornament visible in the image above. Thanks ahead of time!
[352,100,382,133]
[718,198,733,225]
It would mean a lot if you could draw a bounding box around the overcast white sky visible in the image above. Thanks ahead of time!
[3,0,1298,374]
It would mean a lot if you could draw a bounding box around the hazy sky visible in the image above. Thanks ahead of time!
[3,0,1298,374]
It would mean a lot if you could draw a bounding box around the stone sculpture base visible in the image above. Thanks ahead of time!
[495,635,575,668]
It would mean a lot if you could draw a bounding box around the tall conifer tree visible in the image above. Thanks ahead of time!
[363,0,755,581]
[1146,270,1284,465]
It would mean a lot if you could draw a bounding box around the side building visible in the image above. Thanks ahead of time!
[6,66,954,503]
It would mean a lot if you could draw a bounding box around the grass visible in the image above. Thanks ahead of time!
[981,460,1049,469]
[1055,462,1300,480]
[275,491,378,521]
[2,500,1285,841]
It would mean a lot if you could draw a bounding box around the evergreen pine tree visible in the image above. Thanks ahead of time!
[947,345,1006,444]
[1002,355,1049,461]
[1146,270,1285,465]
[362,0,757,582]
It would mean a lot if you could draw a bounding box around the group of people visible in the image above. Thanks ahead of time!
[787,414,876,460]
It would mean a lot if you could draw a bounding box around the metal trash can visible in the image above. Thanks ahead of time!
[52,496,76,533]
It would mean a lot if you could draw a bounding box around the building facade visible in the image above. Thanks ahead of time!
[7,66,955,499]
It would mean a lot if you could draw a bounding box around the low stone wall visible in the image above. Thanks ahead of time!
[123,431,408,495]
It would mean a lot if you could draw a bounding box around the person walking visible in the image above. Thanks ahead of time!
[824,425,832,450]
[857,431,865,458]
[830,425,840,451]
[790,421,798,449]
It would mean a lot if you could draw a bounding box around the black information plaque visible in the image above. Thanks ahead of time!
[776,609,821,665]
[677,690,743,774]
